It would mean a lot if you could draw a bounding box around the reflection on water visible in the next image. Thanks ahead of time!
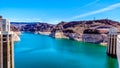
[106,57,118,68]
[14,32,118,68]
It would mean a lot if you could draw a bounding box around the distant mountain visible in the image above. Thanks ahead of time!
[10,24,20,31]
[14,22,55,32]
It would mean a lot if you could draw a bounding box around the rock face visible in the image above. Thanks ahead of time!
[49,21,83,41]
[50,19,120,44]
[20,23,55,33]
[82,29,108,44]
[11,19,120,45]
[50,22,67,38]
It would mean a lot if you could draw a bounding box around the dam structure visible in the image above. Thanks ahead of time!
[117,35,120,68]
[0,16,14,68]
[82,27,118,58]
[107,27,117,58]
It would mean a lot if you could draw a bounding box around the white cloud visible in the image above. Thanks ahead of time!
[83,0,100,7]
[71,3,120,20]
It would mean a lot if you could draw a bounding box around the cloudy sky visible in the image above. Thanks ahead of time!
[0,0,120,24]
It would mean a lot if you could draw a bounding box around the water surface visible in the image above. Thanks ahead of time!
[14,32,118,68]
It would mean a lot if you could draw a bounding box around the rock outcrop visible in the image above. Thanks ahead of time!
[82,29,108,44]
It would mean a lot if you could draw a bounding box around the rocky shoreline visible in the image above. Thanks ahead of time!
[37,31,107,46]
[13,32,21,42]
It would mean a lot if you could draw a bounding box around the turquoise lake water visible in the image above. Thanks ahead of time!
[14,32,118,68]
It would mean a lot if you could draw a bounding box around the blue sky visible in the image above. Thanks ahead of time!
[0,0,120,24]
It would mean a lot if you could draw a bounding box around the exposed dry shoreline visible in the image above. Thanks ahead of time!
[13,31,21,42]
[37,31,107,46]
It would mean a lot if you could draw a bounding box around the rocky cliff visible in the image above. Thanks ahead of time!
[50,19,120,44]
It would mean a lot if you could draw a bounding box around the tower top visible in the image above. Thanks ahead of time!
[109,27,117,34]
[0,16,2,20]
[2,19,10,32]
[0,16,2,18]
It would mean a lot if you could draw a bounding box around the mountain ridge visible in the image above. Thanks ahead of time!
[11,19,120,45]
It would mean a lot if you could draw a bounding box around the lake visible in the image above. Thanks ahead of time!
[14,32,118,68]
